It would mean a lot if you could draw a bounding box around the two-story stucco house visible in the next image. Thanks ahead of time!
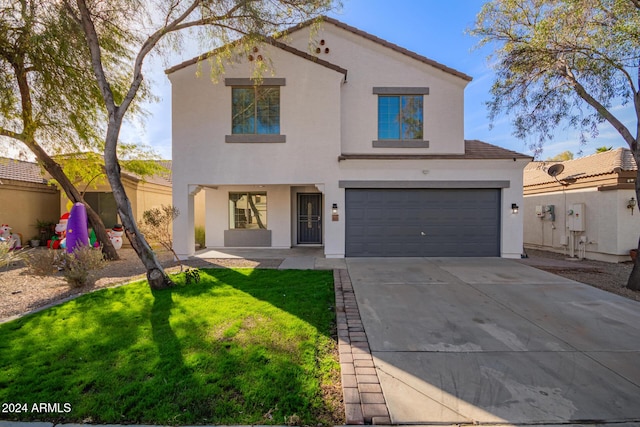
[167,17,531,259]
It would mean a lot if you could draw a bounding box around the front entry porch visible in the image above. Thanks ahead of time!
[191,246,346,270]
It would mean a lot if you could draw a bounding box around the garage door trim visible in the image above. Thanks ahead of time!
[339,180,510,189]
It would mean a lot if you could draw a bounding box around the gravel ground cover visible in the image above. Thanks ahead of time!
[520,248,640,302]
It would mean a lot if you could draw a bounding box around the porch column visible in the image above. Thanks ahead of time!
[173,184,198,259]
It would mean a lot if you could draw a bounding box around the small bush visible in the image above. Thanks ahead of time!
[0,242,27,270]
[24,249,59,276]
[185,267,200,284]
[60,245,106,288]
[195,225,205,248]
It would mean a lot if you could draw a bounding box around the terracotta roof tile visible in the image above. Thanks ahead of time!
[0,157,172,187]
[339,140,532,161]
[0,157,48,184]
[524,148,636,187]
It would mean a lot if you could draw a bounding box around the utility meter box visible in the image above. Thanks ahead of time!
[567,203,585,231]
[545,205,555,221]
[535,205,544,217]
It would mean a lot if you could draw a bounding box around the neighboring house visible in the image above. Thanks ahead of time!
[523,148,638,262]
[58,161,174,231]
[0,157,60,242]
[2,157,202,247]
[168,17,531,259]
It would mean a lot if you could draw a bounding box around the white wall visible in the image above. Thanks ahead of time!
[205,185,291,248]
[171,43,344,257]
[338,158,528,258]
[523,188,640,261]
[170,21,524,259]
[286,24,468,155]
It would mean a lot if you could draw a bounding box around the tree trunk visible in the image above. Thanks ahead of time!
[27,140,120,260]
[103,126,173,289]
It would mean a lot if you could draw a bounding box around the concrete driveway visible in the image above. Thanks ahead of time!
[346,257,640,426]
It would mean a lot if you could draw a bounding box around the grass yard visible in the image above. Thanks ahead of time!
[0,268,342,426]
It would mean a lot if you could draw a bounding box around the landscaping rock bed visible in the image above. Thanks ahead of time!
[520,248,640,302]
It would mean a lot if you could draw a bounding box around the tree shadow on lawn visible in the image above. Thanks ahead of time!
[0,268,341,425]
[186,261,337,337]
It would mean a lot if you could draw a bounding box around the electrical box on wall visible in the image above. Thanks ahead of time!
[545,205,555,221]
[567,203,585,231]
[535,205,544,217]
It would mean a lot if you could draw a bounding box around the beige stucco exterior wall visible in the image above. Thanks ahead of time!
[338,158,528,258]
[132,181,172,219]
[523,188,640,261]
[170,42,345,256]
[286,24,468,155]
[1,180,60,243]
[169,22,525,259]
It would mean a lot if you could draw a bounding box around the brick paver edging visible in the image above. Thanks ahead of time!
[333,269,391,425]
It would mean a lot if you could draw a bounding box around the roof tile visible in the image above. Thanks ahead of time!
[339,140,531,160]
[0,158,48,184]
[524,148,636,187]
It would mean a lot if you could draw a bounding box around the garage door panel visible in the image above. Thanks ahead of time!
[345,189,500,257]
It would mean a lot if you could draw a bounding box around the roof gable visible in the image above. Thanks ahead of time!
[165,16,471,82]
[288,16,472,82]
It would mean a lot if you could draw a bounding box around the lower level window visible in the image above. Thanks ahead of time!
[229,192,267,229]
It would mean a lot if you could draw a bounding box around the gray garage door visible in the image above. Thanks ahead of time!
[345,189,500,257]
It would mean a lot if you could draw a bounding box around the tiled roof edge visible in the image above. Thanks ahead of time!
[165,34,347,77]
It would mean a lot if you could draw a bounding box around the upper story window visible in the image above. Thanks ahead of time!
[373,87,430,148]
[232,87,280,135]
[225,78,286,143]
[378,95,423,140]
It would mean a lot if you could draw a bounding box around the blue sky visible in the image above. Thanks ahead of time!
[125,0,635,161]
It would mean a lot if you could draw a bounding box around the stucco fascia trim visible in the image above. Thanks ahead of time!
[373,87,429,95]
[225,135,286,143]
[225,78,286,86]
[372,140,430,148]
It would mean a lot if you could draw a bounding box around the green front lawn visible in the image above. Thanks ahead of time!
[0,269,342,425]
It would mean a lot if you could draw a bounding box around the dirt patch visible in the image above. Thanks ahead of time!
[523,249,640,302]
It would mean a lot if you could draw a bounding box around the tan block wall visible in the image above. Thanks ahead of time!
[1,180,60,242]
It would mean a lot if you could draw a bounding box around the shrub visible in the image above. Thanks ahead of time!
[23,249,59,276]
[60,245,106,288]
[185,267,200,284]
[195,225,205,249]
[0,242,27,270]
[140,205,181,269]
